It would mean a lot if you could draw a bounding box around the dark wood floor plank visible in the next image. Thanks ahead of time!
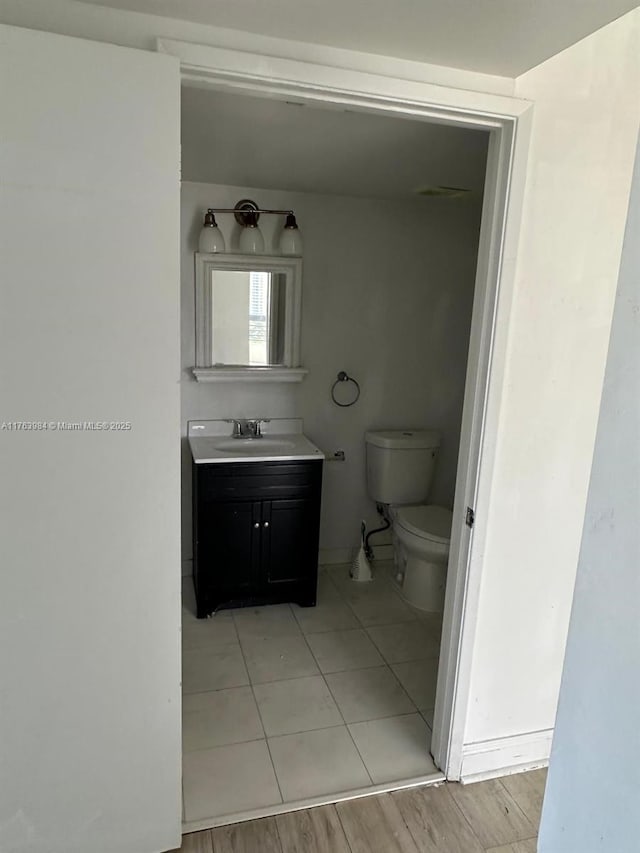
[212,816,282,853]
[392,784,485,853]
[177,830,214,852]
[499,769,547,829]
[449,780,536,849]
[276,804,351,853]
[337,793,419,853]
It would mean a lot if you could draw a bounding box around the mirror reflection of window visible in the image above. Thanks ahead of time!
[211,270,285,366]
[249,271,269,365]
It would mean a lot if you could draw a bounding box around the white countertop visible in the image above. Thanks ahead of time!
[188,418,325,464]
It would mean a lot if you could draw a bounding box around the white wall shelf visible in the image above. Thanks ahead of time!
[192,366,308,383]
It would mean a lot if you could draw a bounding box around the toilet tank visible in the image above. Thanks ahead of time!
[366,429,440,505]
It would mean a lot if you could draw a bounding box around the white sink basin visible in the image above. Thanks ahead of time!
[214,438,296,453]
[189,431,324,464]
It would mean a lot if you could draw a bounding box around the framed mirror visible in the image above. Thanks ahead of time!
[193,253,306,382]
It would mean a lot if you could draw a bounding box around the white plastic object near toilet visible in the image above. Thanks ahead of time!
[365,430,452,613]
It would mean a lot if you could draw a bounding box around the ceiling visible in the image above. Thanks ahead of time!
[181,87,489,201]
[75,0,637,76]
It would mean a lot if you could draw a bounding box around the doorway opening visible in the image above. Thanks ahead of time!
[171,43,528,831]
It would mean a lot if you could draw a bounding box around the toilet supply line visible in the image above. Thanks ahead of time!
[364,506,391,560]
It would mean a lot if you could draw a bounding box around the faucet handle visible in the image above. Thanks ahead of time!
[245,418,270,437]
[223,418,243,437]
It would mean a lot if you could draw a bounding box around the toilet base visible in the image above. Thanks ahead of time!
[392,535,447,613]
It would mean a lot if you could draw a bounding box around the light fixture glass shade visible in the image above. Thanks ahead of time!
[279,213,303,256]
[239,223,265,254]
[198,209,225,253]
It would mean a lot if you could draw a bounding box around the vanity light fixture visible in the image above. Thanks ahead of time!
[279,213,303,256]
[198,209,226,253]
[201,199,303,256]
[238,207,265,254]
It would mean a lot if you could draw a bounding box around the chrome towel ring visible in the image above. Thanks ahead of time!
[331,371,361,407]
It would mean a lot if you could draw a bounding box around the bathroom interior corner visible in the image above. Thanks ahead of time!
[180,85,490,827]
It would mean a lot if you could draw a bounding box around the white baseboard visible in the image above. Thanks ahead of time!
[319,545,394,566]
[187,548,384,573]
[460,729,552,783]
[319,548,354,566]
[372,543,394,561]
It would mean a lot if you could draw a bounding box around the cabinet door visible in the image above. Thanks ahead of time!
[261,498,320,586]
[198,500,261,595]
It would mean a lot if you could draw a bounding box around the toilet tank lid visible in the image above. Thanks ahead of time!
[395,505,453,543]
[365,429,441,450]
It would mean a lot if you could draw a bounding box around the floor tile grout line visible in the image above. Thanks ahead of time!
[264,720,352,741]
[186,746,444,833]
[323,663,419,724]
[187,674,429,753]
[263,732,286,807]
[236,627,317,685]
[384,661,421,712]
[319,670,349,726]
[183,733,268,756]
[185,706,432,756]
[283,619,331,680]
[321,662,416,788]
[329,561,421,607]
[181,683,253,700]
[182,605,275,809]
[341,718,375,787]
[324,564,385,627]
[230,619,272,747]
[262,660,373,787]
[302,565,429,632]
[182,682,249,697]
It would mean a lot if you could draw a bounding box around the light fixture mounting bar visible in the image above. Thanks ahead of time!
[211,208,294,215]
[219,198,296,228]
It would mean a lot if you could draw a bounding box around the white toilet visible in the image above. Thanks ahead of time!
[365,430,453,613]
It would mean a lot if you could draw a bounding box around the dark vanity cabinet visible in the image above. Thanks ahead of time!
[192,460,323,617]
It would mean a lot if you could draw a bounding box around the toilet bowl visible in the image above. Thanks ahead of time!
[390,504,452,613]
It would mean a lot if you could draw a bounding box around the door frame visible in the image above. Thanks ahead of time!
[160,36,533,781]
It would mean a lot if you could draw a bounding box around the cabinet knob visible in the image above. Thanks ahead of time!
[253,522,260,528]
[263,521,270,528]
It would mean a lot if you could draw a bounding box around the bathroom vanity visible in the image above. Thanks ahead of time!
[189,420,324,618]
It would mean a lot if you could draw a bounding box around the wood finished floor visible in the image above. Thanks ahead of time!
[174,768,546,853]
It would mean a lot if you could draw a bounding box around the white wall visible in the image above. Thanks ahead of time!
[537,131,640,853]
[0,25,181,853]
[181,181,483,563]
[0,0,515,95]
[460,10,640,770]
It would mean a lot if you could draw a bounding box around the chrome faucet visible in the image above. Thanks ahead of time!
[225,418,270,439]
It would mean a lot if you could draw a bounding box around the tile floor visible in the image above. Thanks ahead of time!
[182,562,443,826]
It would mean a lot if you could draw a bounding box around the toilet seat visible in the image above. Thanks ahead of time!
[394,504,452,544]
